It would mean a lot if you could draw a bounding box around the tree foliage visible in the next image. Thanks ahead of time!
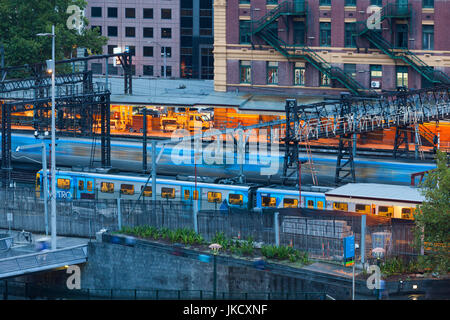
[414,150,450,274]
[0,0,107,71]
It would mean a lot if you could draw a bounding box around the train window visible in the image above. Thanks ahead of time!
[87,181,93,192]
[355,204,370,214]
[141,186,152,197]
[307,200,314,208]
[229,194,243,205]
[193,190,199,200]
[184,189,190,200]
[57,178,71,190]
[120,184,135,195]
[208,192,222,203]
[101,182,114,193]
[283,198,298,208]
[78,180,84,191]
[35,173,41,191]
[317,201,324,209]
[333,202,348,211]
[262,196,277,207]
[161,187,175,199]
[378,206,393,217]
[401,208,414,219]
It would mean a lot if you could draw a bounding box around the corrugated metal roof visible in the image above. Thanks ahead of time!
[325,183,426,203]
[97,76,324,111]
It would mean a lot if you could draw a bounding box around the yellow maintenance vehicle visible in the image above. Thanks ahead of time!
[160,108,211,132]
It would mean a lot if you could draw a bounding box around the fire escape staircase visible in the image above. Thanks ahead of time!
[249,1,377,96]
[357,3,450,85]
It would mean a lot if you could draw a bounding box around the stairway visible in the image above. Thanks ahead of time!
[249,1,376,96]
[358,4,450,85]
[257,24,376,96]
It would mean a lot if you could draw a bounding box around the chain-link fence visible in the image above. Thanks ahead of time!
[0,186,419,262]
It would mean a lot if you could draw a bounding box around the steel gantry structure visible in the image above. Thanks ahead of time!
[283,85,450,186]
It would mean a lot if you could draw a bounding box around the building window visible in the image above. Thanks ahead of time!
[293,21,305,45]
[344,23,356,48]
[345,0,356,5]
[422,25,434,50]
[320,72,331,86]
[125,8,136,18]
[125,27,135,38]
[91,7,102,18]
[91,26,102,35]
[161,47,172,58]
[107,64,118,75]
[143,27,154,38]
[320,23,331,47]
[320,0,331,5]
[107,7,118,18]
[344,64,356,79]
[239,21,251,44]
[396,66,408,88]
[108,26,118,37]
[127,46,136,56]
[423,0,434,8]
[161,28,172,39]
[370,65,382,78]
[161,66,172,77]
[294,63,305,86]
[143,46,153,57]
[267,62,278,84]
[107,45,117,55]
[396,24,408,49]
[240,61,251,84]
[161,8,172,19]
[371,0,382,5]
[143,8,154,19]
[143,65,154,76]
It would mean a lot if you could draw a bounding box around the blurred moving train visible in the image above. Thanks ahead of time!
[35,169,424,220]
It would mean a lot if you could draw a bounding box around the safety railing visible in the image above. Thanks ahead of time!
[0,245,88,279]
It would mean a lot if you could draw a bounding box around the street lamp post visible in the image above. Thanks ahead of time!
[37,25,57,250]
[16,136,49,235]
[209,243,222,300]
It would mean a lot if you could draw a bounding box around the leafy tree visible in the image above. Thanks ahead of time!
[0,0,107,75]
[414,150,450,274]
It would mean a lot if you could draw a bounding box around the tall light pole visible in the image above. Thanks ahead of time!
[37,25,57,250]
[147,41,167,78]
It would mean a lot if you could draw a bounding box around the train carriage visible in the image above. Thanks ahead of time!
[35,169,253,211]
[324,183,425,219]
[255,187,327,210]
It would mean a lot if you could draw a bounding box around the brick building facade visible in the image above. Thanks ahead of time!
[214,0,450,97]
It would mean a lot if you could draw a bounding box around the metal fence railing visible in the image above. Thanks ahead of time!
[0,280,328,300]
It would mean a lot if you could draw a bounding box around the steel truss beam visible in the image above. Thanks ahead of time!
[284,85,450,185]
[1,91,111,184]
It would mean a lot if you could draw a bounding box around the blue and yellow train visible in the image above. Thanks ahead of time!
[35,169,423,219]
